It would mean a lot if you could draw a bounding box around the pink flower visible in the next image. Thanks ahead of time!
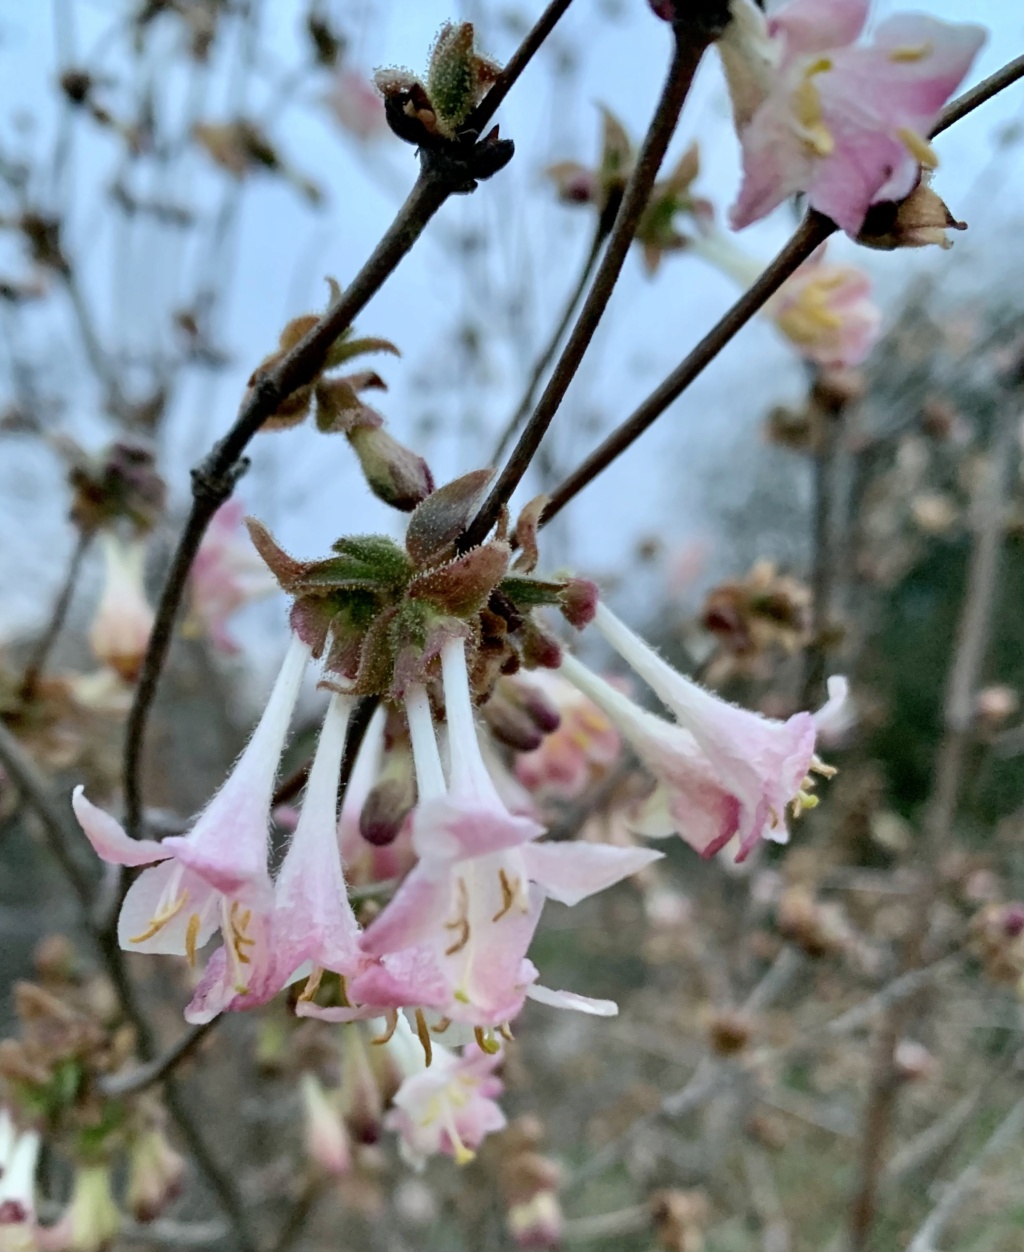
[300,1074,351,1177]
[382,1015,505,1168]
[352,637,661,1027]
[721,0,985,235]
[514,671,621,801]
[71,634,310,1023]
[768,249,880,367]
[88,534,155,682]
[326,68,388,142]
[0,1111,40,1248]
[560,603,844,861]
[186,500,275,654]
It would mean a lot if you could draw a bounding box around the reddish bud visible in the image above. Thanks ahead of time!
[348,425,434,512]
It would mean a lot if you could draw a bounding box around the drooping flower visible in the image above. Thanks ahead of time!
[560,603,844,861]
[125,1125,185,1223]
[381,1013,505,1168]
[185,500,276,654]
[88,534,155,682]
[0,1111,40,1250]
[688,230,879,367]
[300,1074,352,1177]
[513,671,621,801]
[720,0,986,235]
[47,1165,120,1252]
[71,634,310,1022]
[351,637,661,1027]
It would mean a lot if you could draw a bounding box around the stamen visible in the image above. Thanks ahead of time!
[888,43,932,63]
[414,1009,433,1067]
[810,756,838,779]
[473,1026,501,1056]
[444,877,471,956]
[497,1022,515,1042]
[492,868,519,923]
[371,1009,399,1046]
[432,1017,452,1034]
[129,888,189,945]
[338,974,352,1009]
[185,913,201,968]
[298,967,323,1003]
[896,127,938,169]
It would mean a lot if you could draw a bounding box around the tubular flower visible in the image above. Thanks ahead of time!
[0,1112,40,1251]
[300,1074,352,1177]
[513,671,622,800]
[185,500,276,654]
[382,1014,505,1169]
[352,636,661,1027]
[88,534,155,683]
[560,603,844,861]
[720,0,985,235]
[71,634,310,1022]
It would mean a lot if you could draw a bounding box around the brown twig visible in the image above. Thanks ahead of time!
[18,529,92,704]
[491,222,607,465]
[846,407,1016,1252]
[801,394,842,708]
[99,1019,218,1098]
[463,20,718,549]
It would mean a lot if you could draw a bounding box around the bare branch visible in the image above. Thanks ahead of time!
[18,529,92,704]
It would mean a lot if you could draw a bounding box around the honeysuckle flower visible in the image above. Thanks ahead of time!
[561,603,844,860]
[382,1014,505,1168]
[0,1112,40,1250]
[326,67,388,142]
[47,1166,119,1252]
[125,1127,185,1223]
[720,0,985,235]
[71,634,310,1021]
[185,500,276,654]
[507,1192,564,1249]
[88,534,154,682]
[352,636,661,1026]
[514,671,621,801]
[300,1074,352,1177]
[689,230,879,367]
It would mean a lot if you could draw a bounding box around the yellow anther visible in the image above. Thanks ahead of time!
[453,989,470,1005]
[492,868,519,923]
[298,967,323,1003]
[371,1009,399,1046]
[497,1022,515,1042]
[473,1026,501,1056]
[185,913,201,968]
[810,757,838,779]
[444,877,471,956]
[129,888,189,945]
[792,63,835,158]
[896,127,938,169]
[432,1016,453,1034]
[888,43,932,63]
[414,1009,433,1067]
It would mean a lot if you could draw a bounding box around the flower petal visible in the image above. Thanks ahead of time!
[525,984,619,1016]
[521,842,662,907]
[72,786,173,867]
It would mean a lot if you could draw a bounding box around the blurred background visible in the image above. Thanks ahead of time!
[3,2,1024,1250]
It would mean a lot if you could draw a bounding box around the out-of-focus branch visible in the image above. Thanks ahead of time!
[847,407,1016,1252]
[491,222,607,464]
[463,21,717,548]
[120,0,576,840]
[801,392,842,708]
[18,529,92,703]
[539,49,1024,534]
[904,1097,1024,1252]
[99,1019,217,1098]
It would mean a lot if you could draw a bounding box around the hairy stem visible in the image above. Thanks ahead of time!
[463,24,713,548]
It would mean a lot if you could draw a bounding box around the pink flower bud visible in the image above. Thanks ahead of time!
[301,1074,352,1177]
[347,425,434,512]
[126,1128,185,1223]
[88,534,155,682]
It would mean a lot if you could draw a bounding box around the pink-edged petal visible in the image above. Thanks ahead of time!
[117,861,221,956]
[521,842,662,906]
[729,106,813,229]
[413,794,543,863]
[525,984,619,1016]
[359,869,450,958]
[348,946,453,1010]
[72,786,172,867]
[183,942,281,1024]
[769,0,868,58]
[449,879,543,1026]
[868,17,987,122]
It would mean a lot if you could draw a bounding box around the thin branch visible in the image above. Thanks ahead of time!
[491,223,607,464]
[539,48,1024,534]
[99,1019,217,1098]
[18,529,92,704]
[801,394,842,707]
[463,23,715,548]
[538,211,835,531]
[905,1097,1024,1252]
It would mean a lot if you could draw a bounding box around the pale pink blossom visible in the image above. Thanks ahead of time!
[0,1111,40,1250]
[514,671,621,801]
[71,634,310,1023]
[327,68,388,142]
[382,1015,505,1168]
[88,534,155,683]
[720,0,985,235]
[561,603,845,861]
[186,500,276,654]
[351,637,661,1027]
[300,1074,352,1177]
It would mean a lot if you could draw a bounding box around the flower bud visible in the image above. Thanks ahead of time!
[507,1190,563,1249]
[126,1128,185,1223]
[339,1027,387,1145]
[359,738,415,847]
[88,534,155,682]
[61,1165,120,1252]
[347,425,434,513]
[300,1074,351,1177]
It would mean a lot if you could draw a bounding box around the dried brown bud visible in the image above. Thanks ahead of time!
[858,180,966,251]
[707,1008,752,1056]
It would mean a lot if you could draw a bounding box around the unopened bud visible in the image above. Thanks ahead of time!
[348,425,434,512]
[707,1008,752,1057]
[507,1190,564,1249]
[1003,903,1024,938]
[88,534,155,683]
[62,1165,120,1252]
[558,577,599,629]
[427,22,499,136]
[893,1039,936,1083]
[300,1074,351,1177]
[126,1129,185,1223]
[360,779,413,847]
[339,1027,386,1144]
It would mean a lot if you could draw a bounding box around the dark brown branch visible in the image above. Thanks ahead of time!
[491,225,607,465]
[540,211,835,530]
[19,529,92,704]
[463,25,713,549]
[99,1019,217,1098]
[801,392,843,707]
